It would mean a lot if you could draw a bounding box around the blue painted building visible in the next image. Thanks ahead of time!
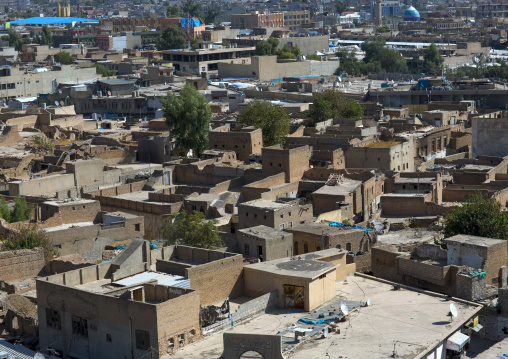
[403,6,421,21]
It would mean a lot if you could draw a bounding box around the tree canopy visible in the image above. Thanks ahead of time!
[55,51,75,65]
[204,6,222,24]
[182,0,202,18]
[239,101,290,146]
[1,228,58,262]
[443,193,508,239]
[163,83,212,157]
[335,1,348,15]
[255,38,302,59]
[307,89,364,123]
[1,30,30,51]
[158,25,187,50]
[35,25,52,46]
[162,211,222,249]
[0,197,34,223]
[361,38,407,73]
[423,43,444,76]
[166,5,182,17]
[255,37,280,56]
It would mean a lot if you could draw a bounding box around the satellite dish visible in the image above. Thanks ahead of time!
[340,301,349,316]
[367,297,371,306]
[34,354,45,359]
[58,89,62,94]
[450,303,458,318]
[55,100,59,106]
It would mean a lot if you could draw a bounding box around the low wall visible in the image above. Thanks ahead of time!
[156,259,192,277]
[203,291,278,335]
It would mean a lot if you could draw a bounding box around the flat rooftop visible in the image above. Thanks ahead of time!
[43,198,97,206]
[290,275,481,359]
[245,257,337,279]
[242,199,293,210]
[238,225,287,240]
[312,178,362,196]
[165,275,481,359]
[286,221,363,237]
[444,234,507,247]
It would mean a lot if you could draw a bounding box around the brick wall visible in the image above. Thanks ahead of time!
[0,248,44,281]
[186,254,244,305]
[156,259,192,277]
[371,247,403,283]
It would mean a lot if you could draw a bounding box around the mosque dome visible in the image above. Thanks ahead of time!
[403,6,420,21]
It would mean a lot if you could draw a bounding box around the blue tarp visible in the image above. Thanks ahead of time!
[10,17,99,25]
[329,43,337,47]
[180,18,201,28]
[299,318,328,325]
[329,222,373,233]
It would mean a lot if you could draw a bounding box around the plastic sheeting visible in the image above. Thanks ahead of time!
[180,18,201,28]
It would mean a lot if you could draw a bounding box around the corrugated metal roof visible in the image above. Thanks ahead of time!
[0,340,40,359]
[112,271,168,287]
[157,275,191,289]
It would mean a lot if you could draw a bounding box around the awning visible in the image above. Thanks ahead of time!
[445,331,469,351]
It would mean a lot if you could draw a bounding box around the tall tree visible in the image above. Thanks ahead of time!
[255,37,279,56]
[443,193,508,240]
[204,6,221,24]
[166,5,182,17]
[239,101,290,146]
[335,1,347,14]
[163,83,212,157]
[423,43,444,76]
[308,89,364,124]
[157,25,186,50]
[55,51,75,64]
[162,211,222,249]
[361,37,407,73]
[182,0,202,18]
[41,25,51,45]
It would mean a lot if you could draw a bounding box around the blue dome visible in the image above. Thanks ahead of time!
[403,6,420,21]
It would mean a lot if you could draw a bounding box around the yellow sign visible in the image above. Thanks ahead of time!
[5,22,10,29]
[473,316,479,327]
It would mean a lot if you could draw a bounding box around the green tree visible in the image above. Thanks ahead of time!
[190,34,203,49]
[255,37,279,56]
[55,51,75,64]
[162,83,212,157]
[41,25,51,45]
[361,38,407,73]
[376,25,390,33]
[166,5,182,17]
[157,25,186,50]
[162,211,222,249]
[335,47,362,75]
[204,6,221,24]
[0,197,11,223]
[308,89,364,123]
[11,197,33,223]
[31,135,55,150]
[335,1,347,14]
[239,101,290,146]
[443,193,508,239]
[1,29,30,51]
[1,228,58,262]
[94,63,115,77]
[277,44,301,59]
[182,0,202,18]
[423,43,444,76]
[455,8,462,17]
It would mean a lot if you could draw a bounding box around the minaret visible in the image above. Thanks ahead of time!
[375,0,382,26]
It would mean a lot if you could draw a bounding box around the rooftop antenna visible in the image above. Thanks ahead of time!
[449,303,458,322]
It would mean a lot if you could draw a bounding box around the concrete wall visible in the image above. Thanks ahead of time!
[65,159,104,188]
[472,114,508,157]
[9,173,75,197]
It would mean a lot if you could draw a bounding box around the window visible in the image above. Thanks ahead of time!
[280,214,284,219]
[288,221,293,228]
[346,243,352,251]
[254,214,257,218]
[270,163,273,166]
[278,163,282,167]
[288,212,291,216]
[244,244,250,255]
[46,309,61,330]
[72,316,88,337]
[135,224,140,232]
[246,212,248,217]
[279,223,285,230]
[135,329,150,350]
[316,246,321,251]
[303,243,309,253]
[106,334,112,342]
[294,241,299,254]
